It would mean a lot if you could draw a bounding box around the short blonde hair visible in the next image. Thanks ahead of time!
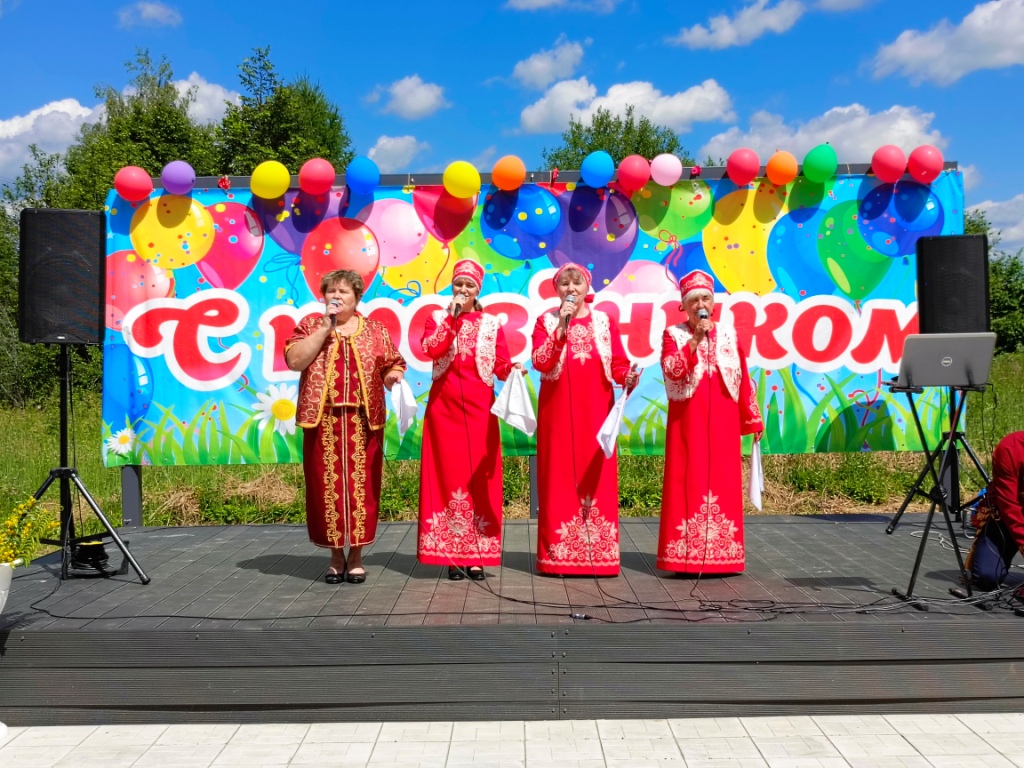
[320,269,364,302]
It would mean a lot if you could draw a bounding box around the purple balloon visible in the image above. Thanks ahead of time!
[549,186,638,288]
[161,160,195,196]
[252,187,350,254]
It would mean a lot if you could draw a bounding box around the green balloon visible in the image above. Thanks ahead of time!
[633,180,714,242]
[817,201,892,301]
[803,143,838,184]
[786,176,833,211]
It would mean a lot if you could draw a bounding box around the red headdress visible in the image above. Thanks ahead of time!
[679,269,715,300]
[452,258,485,289]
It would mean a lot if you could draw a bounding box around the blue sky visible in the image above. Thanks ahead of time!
[1,0,1023,250]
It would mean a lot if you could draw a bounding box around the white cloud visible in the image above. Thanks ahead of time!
[700,103,945,165]
[970,193,1024,253]
[960,163,981,191]
[0,99,102,183]
[469,146,498,170]
[520,76,734,134]
[512,35,586,89]
[505,0,620,11]
[367,135,430,173]
[371,75,450,120]
[174,73,239,124]
[117,1,182,28]
[873,0,1024,86]
[669,0,805,49]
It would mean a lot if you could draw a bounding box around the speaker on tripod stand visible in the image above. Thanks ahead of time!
[19,208,149,584]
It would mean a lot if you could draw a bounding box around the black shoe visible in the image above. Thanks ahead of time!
[325,567,345,585]
[467,566,486,581]
[448,566,466,581]
[346,568,366,584]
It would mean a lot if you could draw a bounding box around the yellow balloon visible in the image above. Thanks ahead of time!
[702,183,783,296]
[129,195,215,269]
[251,160,291,199]
[443,161,481,199]
[382,236,454,296]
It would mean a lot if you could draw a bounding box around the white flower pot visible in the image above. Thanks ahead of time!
[0,561,18,617]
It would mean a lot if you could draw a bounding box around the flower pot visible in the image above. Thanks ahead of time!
[0,560,19,616]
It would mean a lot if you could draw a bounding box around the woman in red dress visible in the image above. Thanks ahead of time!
[286,269,406,584]
[531,263,638,576]
[658,269,763,574]
[418,259,522,580]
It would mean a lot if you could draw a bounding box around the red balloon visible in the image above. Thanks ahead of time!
[872,145,907,184]
[908,145,944,184]
[617,154,651,192]
[197,203,265,290]
[726,148,760,187]
[412,186,475,244]
[299,158,336,196]
[302,217,380,298]
[106,249,174,330]
[114,166,153,202]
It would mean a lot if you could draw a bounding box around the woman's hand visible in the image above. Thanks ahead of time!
[754,431,763,443]
[513,363,525,374]
[322,299,341,329]
[449,294,467,316]
[624,365,640,391]
[383,370,405,391]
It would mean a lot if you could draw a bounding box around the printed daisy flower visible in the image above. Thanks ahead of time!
[253,383,298,436]
[105,427,137,456]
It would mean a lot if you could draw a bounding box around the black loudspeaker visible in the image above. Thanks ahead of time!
[19,208,105,344]
[916,233,990,335]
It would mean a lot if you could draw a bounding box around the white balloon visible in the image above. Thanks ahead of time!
[650,153,683,187]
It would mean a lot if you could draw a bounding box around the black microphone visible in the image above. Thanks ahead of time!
[563,294,577,328]
[453,295,466,319]
[329,299,340,327]
[697,308,709,320]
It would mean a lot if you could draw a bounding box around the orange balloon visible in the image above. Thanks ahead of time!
[766,150,798,186]
[491,155,527,192]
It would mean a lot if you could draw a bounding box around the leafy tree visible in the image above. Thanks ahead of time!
[541,106,692,169]
[216,48,353,174]
[970,208,1024,353]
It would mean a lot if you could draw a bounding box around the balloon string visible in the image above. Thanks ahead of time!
[433,243,453,292]
[264,252,304,303]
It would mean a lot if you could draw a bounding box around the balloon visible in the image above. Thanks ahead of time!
[857,181,943,258]
[160,160,195,196]
[767,208,836,300]
[103,342,154,426]
[301,217,380,298]
[129,195,215,269]
[634,179,714,246]
[817,200,893,301]
[480,184,563,261]
[702,184,782,296]
[580,151,615,188]
[908,145,944,184]
[354,197,427,267]
[871,145,906,184]
[114,166,153,202]
[452,209,525,278]
[299,158,336,195]
[443,161,481,199]
[382,235,455,297]
[726,148,760,187]
[659,240,726,292]
[252,188,349,254]
[197,202,265,289]
[413,186,476,244]
[550,186,638,288]
[491,155,527,192]
[766,151,798,186]
[617,155,651,192]
[346,156,380,196]
[105,249,175,330]
[802,143,838,183]
[251,160,291,199]
[650,153,683,187]
[606,259,678,295]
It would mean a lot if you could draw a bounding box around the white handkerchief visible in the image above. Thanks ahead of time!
[597,390,630,459]
[748,440,764,511]
[391,378,418,437]
[490,371,537,436]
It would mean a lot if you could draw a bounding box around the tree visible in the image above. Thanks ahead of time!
[541,106,693,170]
[969,208,1024,353]
[216,48,353,174]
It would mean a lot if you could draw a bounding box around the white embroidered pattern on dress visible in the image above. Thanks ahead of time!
[429,310,499,385]
[663,323,742,402]
[660,491,744,566]
[419,487,501,559]
[538,496,620,567]
[539,310,615,384]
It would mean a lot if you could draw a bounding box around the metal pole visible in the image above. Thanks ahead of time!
[120,465,143,527]
[529,455,539,519]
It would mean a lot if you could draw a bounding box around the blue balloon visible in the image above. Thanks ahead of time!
[481,184,564,261]
[858,181,944,259]
[767,210,836,300]
[580,151,615,188]
[345,156,380,196]
[103,342,154,427]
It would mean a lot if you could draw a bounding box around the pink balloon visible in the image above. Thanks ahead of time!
[617,154,651,192]
[412,186,476,244]
[872,145,907,184]
[114,166,153,202]
[727,148,760,187]
[908,145,944,184]
[299,158,336,195]
[197,202,265,289]
[354,198,428,267]
[302,217,380,297]
[106,249,174,330]
[650,153,683,187]
[605,259,677,295]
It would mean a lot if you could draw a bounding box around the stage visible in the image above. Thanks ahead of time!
[1,514,1021,726]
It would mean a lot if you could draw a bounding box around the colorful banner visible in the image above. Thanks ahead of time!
[101,171,965,466]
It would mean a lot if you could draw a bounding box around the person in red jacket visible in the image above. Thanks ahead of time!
[968,431,1024,590]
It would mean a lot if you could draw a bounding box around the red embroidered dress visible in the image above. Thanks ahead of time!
[287,315,406,549]
[531,310,632,575]
[418,310,515,566]
[658,322,763,573]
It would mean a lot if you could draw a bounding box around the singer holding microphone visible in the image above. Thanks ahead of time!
[417,259,523,580]
[531,263,638,576]
[657,269,762,575]
[286,269,406,585]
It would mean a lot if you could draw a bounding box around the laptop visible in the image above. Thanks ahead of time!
[897,333,997,388]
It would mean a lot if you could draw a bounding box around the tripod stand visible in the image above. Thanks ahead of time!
[36,346,149,584]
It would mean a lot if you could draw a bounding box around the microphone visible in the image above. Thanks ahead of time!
[697,308,709,320]
[329,299,340,327]
[563,294,577,328]
[453,295,466,319]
